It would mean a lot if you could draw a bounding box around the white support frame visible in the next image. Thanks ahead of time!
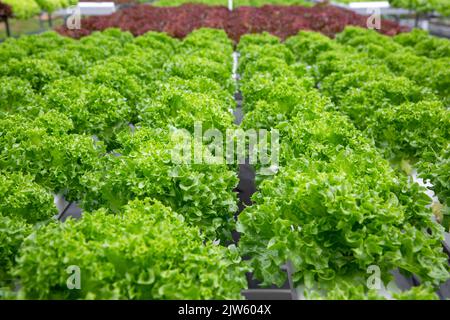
[54,2,116,17]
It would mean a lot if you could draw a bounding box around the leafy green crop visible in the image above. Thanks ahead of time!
[287,28,450,181]
[287,28,450,227]
[0,112,105,201]
[384,52,450,103]
[2,0,40,19]
[78,29,129,58]
[237,32,280,49]
[104,52,164,84]
[2,0,77,18]
[238,43,295,77]
[181,29,232,58]
[366,100,450,162]
[154,76,235,107]
[83,62,144,119]
[81,127,238,241]
[0,214,32,284]
[0,171,56,224]
[335,27,450,103]
[34,0,68,13]
[301,280,439,300]
[394,29,450,59]
[0,31,73,60]
[241,74,314,113]
[14,198,247,299]
[336,76,436,125]
[164,54,235,94]
[43,77,131,148]
[0,76,42,117]
[139,82,235,133]
[242,88,331,131]
[0,39,28,62]
[3,26,447,301]
[238,33,450,298]
[131,30,178,56]
[335,0,449,15]
[420,144,450,226]
[393,285,439,300]
[1,58,65,90]
[36,49,88,75]
[390,0,450,16]
[0,28,248,300]
[0,171,56,285]
[285,31,342,66]
[238,156,449,288]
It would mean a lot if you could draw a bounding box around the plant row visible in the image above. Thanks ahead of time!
[236,31,449,299]
[1,26,448,300]
[334,0,449,17]
[284,27,449,226]
[389,0,450,16]
[55,3,408,40]
[0,28,248,299]
[0,0,78,20]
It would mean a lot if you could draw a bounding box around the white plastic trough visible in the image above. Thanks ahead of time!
[332,1,411,15]
[55,2,116,17]
[348,1,390,9]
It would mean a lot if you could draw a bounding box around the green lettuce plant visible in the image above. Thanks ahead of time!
[0,112,105,201]
[81,127,239,241]
[14,198,247,299]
